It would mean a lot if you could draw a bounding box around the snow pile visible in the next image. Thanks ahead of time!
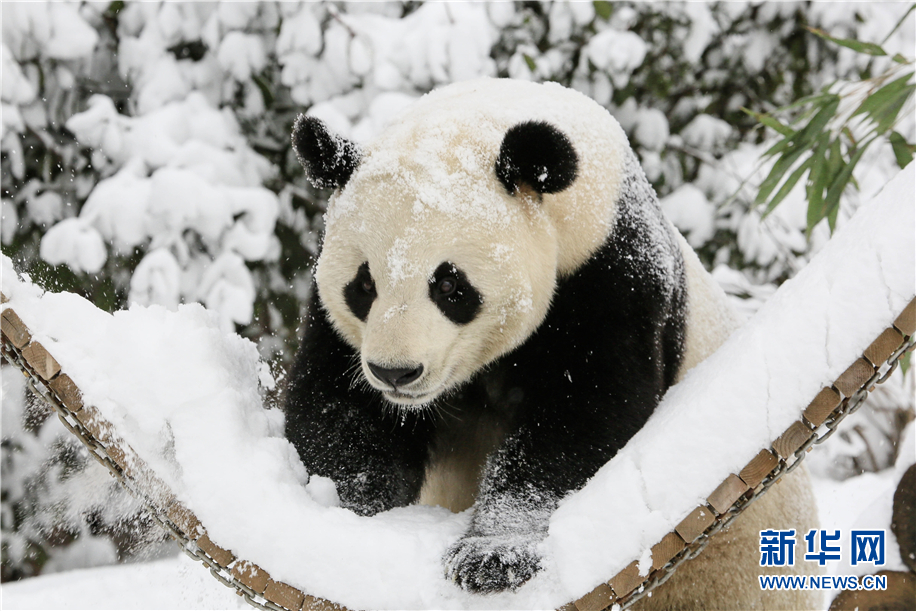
[548,164,915,594]
[3,164,912,608]
[55,91,279,331]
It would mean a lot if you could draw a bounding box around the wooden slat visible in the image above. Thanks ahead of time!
[574,582,616,611]
[773,421,813,459]
[302,594,343,611]
[834,358,874,397]
[864,327,904,366]
[141,472,177,510]
[739,449,779,488]
[167,503,204,540]
[265,580,305,611]
[707,474,750,514]
[651,531,686,571]
[1,308,31,348]
[231,560,270,595]
[197,534,235,566]
[675,505,715,543]
[48,374,83,412]
[73,405,114,445]
[1,292,8,303]
[893,298,916,336]
[608,561,642,598]
[107,444,134,477]
[21,341,60,380]
[803,387,842,427]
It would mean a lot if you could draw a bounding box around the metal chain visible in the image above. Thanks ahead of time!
[3,324,913,611]
[0,339,288,611]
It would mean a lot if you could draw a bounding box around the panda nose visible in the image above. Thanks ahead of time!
[367,362,424,388]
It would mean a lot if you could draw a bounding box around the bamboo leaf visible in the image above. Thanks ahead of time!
[882,4,916,46]
[742,108,795,137]
[890,131,915,168]
[756,145,808,205]
[826,199,840,232]
[762,134,794,159]
[805,141,829,229]
[779,91,838,113]
[593,1,612,20]
[807,27,888,56]
[852,74,914,124]
[814,140,872,232]
[762,156,813,217]
[877,84,915,133]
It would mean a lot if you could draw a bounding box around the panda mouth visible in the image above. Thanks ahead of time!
[383,388,436,405]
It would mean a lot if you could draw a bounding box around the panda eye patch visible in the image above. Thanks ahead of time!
[344,262,376,322]
[429,262,482,325]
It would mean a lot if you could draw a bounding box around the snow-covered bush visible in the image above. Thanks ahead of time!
[2,0,913,583]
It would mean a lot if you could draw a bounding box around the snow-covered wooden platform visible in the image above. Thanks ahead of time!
[1,165,913,610]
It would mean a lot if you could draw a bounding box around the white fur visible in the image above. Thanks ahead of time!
[316,79,631,407]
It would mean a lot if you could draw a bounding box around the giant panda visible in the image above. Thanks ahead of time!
[284,78,820,607]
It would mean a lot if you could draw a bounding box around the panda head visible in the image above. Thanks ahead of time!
[292,82,625,407]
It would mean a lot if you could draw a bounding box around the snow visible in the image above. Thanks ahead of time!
[3,163,912,609]
[548,164,915,596]
[38,218,108,275]
[1,554,248,610]
[661,184,716,248]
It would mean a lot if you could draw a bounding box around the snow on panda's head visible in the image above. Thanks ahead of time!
[293,79,630,407]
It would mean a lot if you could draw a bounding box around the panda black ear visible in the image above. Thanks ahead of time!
[495,121,578,196]
[291,115,361,190]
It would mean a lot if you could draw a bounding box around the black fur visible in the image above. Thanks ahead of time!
[284,293,432,516]
[428,262,483,325]
[284,151,687,592]
[343,262,376,322]
[495,121,579,195]
[291,115,361,190]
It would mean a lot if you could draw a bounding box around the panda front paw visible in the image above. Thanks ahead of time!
[444,534,541,593]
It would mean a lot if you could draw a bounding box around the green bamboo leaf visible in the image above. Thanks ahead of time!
[805,142,829,229]
[762,134,794,158]
[757,96,840,205]
[742,108,795,137]
[756,145,808,204]
[853,74,914,121]
[814,139,873,232]
[874,84,915,134]
[523,54,537,72]
[763,156,813,217]
[778,92,838,113]
[882,5,916,46]
[807,27,889,56]
[826,199,840,232]
[825,138,843,189]
[890,131,915,168]
[593,1,612,20]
